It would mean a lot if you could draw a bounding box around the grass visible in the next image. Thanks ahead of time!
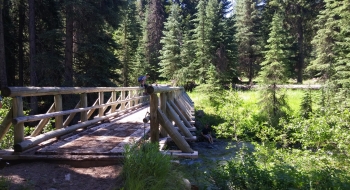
[0,176,10,190]
[121,142,187,190]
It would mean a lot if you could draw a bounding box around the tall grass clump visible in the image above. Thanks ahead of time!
[121,142,186,190]
[0,176,10,189]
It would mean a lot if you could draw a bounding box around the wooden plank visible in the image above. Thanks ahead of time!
[110,125,150,154]
[167,136,197,142]
[161,150,198,159]
[14,103,147,152]
[175,127,196,132]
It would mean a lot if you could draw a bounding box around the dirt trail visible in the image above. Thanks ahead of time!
[0,162,123,190]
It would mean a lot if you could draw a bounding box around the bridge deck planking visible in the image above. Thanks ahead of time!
[36,107,151,156]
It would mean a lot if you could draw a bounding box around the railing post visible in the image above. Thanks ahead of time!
[111,91,117,113]
[150,93,159,143]
[80,93,87,122]
[99,92,104,117]
[54,95,63,129]
[121,91,125,110]
[159,93,168,137]
[13,97,24,145]
[129,90,134,108]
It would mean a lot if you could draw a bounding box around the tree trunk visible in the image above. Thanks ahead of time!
[64,2,74,87]
[29,0,37,114]
[0,0,8,88]
[296,7,304,84]
[18,0,25,86]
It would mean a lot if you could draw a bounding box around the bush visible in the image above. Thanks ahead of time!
[210,143,350,190]
[122,142,187,190]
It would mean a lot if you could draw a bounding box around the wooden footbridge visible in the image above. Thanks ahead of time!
[0,85,198,165]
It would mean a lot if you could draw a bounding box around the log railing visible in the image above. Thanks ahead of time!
[0,85,196,153]
[0,86,149,152]
[146,86,196,153]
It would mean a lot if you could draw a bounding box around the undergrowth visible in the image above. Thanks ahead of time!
[121,142,187,190]
[186,86,350,189]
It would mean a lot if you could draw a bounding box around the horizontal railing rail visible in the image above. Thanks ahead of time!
[0,86,150,151]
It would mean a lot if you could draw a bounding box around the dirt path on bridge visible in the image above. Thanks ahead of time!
[0,161,124,190]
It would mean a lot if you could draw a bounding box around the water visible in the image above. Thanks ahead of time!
[174,139,255,189]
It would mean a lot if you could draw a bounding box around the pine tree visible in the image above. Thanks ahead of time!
[333,0,350,90]
[221,15,238,84]
[331,0,350,108]
[134,3,149,84]
[266,0,323,83]
[192,0,211,83]
[259,13,292,126]
[179,28,196,85]
[146,0,165,82]
[234,0,261,84]
[307,1,337,81]
[158,3,182,82]
[114,0,141,87]
[260,12,293,84]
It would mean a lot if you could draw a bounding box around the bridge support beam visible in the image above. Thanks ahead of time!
[157,108,193,153]
[150,93,159,143]
[159,93,168,137]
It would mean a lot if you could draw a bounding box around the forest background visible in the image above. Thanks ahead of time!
[0,0,348,94]
[0,0,350,188]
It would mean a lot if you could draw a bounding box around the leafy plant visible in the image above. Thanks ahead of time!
[122,142,186,190]
[300,89,313,118]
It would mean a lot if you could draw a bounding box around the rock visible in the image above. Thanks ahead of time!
[183,178,191,190]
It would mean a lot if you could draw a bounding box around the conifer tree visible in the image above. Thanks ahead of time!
[158,3,182,82]
[114,0,140,87]
[308,0,340,82]
[146,0,165,82]
[179,28,196,85]
[134,2,149,81]
[234,0,261,84]
[260,12,292,84]
[332,1,350,91]
[259,13,292,126]
[192,0,211,83]
[329,0,350,108]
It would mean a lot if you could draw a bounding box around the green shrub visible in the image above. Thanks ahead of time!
[122,142,186,190]
[210,143,350,190]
